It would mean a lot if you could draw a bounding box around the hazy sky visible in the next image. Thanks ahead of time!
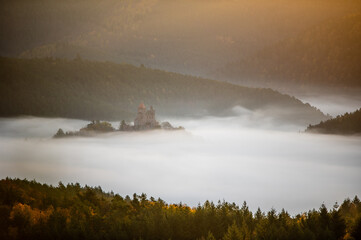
[3,0,358,77]
[295,94,361,117]
[1,111,360,215]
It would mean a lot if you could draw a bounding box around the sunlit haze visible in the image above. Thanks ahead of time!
[1,0,360,238]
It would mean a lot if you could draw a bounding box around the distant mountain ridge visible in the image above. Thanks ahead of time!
[0,57,328,126]
[2,0,359,77]
[216,12,361,90]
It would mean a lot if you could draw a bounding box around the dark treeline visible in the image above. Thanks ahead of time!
[306,108,361,135]
[53,120,115,138]
[0,57,327,125]
[0,178,360,240]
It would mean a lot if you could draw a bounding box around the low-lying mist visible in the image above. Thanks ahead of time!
[0,109,360,215]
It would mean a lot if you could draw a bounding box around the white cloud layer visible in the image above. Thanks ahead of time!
[0,113,360,215]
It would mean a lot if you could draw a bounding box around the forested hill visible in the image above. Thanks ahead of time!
[216,12,361,90]
[0,57,327,125]
[306,108,361,135]
[0,178,361,240]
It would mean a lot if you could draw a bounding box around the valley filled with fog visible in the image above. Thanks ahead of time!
[1,106,360,215]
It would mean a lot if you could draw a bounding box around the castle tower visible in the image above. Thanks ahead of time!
[134,103,159,129]
[138,103,146,114]
[149,106,155,119]
[134,103,147,128]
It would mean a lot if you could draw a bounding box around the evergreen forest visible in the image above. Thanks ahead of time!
[306,108,361,135]
[0,178,360,240]
[0,57,327,125]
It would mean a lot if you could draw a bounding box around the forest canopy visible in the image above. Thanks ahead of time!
[0,178,360,240]
[306,108,361,135]
[0,57,327,125]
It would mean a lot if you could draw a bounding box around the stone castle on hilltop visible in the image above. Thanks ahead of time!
[54,103,184,137]
[117,103,183,131]
[134,103,159,130]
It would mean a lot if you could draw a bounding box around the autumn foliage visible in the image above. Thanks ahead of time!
[0,178,360,240]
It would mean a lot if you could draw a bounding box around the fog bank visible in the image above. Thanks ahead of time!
[0,115,360,215]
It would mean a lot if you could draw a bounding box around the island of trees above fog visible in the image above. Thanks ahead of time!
[0,178,360,240]
[54,103,183,138]
[306,108,361,135]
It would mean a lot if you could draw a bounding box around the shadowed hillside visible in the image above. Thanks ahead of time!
[306,108,361,135]
[0,57,328,125]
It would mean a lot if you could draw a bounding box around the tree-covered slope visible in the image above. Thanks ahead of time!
[0,57,327,124]
[217,12,361,89]
[0,178,360,240]
[306,108,361,135]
